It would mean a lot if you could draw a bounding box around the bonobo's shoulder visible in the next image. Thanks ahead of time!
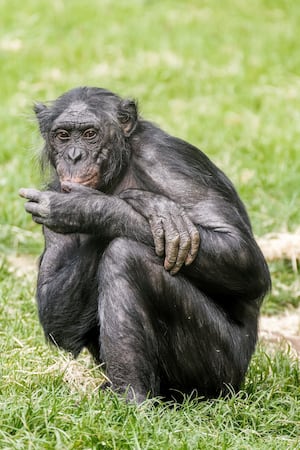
[132,120,219,177]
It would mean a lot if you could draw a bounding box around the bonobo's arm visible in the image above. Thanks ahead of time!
[20,183,270,299]
[120,188,271,301]
[19,183,199,275]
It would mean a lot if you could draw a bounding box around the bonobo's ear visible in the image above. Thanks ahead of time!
[33,103,51,136]
[117,99,138,137]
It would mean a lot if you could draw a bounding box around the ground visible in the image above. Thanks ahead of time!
[257,231,300,356]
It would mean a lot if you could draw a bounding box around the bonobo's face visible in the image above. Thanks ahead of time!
[35,87,137,191]
[49,102,107,190]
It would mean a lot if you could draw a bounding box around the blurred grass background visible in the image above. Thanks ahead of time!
[0,0,300,448]
[1,0,300,238]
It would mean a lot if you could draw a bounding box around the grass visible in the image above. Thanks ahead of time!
[1,0,300,448]
[0,255,299,448]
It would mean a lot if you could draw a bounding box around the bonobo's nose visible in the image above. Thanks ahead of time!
[67,147,82,163]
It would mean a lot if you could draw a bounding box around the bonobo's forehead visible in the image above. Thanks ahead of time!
[52,101,99,129]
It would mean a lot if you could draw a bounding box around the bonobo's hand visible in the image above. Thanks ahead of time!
[19,183,100,233]
[120,189,200,275]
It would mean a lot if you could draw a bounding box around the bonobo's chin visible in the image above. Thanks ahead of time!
[60,175,99,192]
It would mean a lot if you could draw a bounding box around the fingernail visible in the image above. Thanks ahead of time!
[185,256,192,265]
[164,259,174,271]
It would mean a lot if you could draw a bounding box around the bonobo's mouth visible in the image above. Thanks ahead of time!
[60,174,99,191]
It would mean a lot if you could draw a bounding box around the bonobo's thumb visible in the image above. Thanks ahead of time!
[60,181,78,192]
[61,181,84,192]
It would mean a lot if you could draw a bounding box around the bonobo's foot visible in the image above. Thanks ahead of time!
[122,386,148,404]
[100,380,148,404]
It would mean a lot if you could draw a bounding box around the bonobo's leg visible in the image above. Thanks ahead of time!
[98,238,258,402]
[37,228,103,359]
[98,239,160,402]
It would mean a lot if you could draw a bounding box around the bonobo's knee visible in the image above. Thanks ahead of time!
[101,238,147,270]
[98,238,155,316]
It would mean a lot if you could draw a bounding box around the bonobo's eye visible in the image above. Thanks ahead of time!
[83,128,98,140]
[55,129,70,141]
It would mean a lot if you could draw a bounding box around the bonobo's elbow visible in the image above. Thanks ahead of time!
[232,235,271,301]
[245,246,271,302]
[254,257,271,301]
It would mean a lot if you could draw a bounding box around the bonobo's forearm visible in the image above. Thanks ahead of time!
[19,187,155,248]
[79,194,154,245]
[20,187,270,297]
[184,226,270,301]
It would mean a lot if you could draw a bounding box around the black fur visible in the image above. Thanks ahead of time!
[23,87,271,402]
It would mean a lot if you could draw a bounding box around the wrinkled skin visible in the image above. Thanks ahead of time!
[20,87,271,403]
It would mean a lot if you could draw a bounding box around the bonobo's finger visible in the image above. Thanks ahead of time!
[149,216,165,257]
[170,215,191,275]
[24,201,50,218]
[163,215,180,272]
[19,188,42,202]
[186,229,200,265]
[119,189,146,200]
[32,215,45,225]
[182,213,200,265]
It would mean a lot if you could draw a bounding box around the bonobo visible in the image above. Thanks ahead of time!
[20,87,271,403]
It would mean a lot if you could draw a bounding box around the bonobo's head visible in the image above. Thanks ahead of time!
[34,87,138,191]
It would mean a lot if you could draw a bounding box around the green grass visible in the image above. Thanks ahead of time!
[0,258,299,449]
[1,0,300,448]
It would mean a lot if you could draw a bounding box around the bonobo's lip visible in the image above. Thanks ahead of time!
[60,174,99,190]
